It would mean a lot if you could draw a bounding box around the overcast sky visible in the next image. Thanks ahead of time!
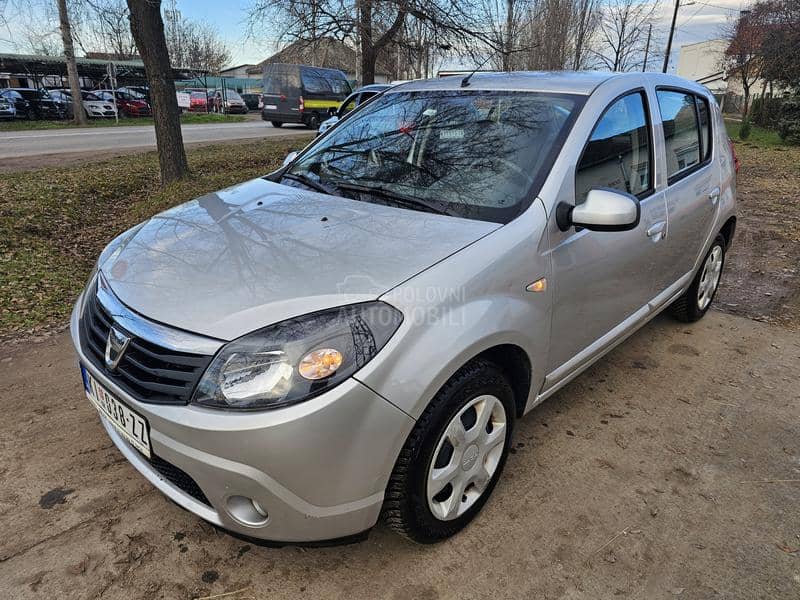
[0,0,747,73]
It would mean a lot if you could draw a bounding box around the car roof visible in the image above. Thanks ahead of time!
[388,71,711,97]
[356,84,392,93]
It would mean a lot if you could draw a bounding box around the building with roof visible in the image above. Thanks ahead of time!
[219,64,257,79]
[247,38,393,84]
[676,39,778,112]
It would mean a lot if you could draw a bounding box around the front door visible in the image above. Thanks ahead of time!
[545,90,668,380]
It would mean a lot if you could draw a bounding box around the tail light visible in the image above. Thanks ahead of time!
[299,96,304,113]
[729,138,739,174]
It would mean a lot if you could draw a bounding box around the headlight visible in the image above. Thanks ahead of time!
[192,302,403,410]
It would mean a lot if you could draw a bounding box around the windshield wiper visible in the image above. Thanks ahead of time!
[281,172,337,196]
[334,182,451,216]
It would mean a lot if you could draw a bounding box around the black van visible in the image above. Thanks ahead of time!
[260,63,352,129]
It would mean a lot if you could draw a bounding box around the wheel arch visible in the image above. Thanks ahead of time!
[719,216,736,250]
[470,344,532,418]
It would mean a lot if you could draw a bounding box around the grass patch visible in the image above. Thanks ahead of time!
[0,112,247,131]
[0,134,313,338]
[724,119,784,147]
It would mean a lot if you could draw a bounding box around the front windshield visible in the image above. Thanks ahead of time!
[225,91,243,102]
[285,90,583,223]
[83,92,101,101]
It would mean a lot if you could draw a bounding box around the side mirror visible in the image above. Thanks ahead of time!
[556,188,640,232]
[282,151,299,168]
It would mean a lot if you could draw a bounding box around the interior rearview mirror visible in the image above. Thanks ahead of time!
[556,188,640,232]
[282,151,299,168]
[328,107,337,116]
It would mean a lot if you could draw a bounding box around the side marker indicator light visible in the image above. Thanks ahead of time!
[526,278,547,293]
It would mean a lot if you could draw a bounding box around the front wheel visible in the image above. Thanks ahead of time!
[382,358,515,543]
[270,121,283,128]
[670,234,726,322]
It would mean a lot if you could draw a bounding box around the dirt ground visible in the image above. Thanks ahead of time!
[714,141,800,330]
[1,310,799,600]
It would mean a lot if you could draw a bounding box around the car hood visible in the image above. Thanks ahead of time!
[100,177,500,341]
[84,100,112,109]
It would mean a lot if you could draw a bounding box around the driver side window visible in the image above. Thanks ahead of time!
[575,92,652,204]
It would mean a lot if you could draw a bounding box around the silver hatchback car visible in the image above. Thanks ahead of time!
[71,71,736,544]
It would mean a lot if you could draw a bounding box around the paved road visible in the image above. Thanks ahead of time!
[0,120,308,160]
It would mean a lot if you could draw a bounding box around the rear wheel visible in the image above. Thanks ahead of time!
[383,358,515,543]
[305,112,321,130]
[670,234,726,322]
[270,121,283,128]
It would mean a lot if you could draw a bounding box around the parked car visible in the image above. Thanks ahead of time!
[47,89,75,119]
[0,95,16,120]
[72,72,736,545]
[260,63,351,129]
[241,92,260,111]
[117,86,151,105]
[317,83,392,136]
[95,89,151,117]
[0,88,66,120]
[208,89,248,114]
[51,89,117,119]
[186,90,209,113]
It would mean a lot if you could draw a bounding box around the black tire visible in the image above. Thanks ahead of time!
[305,112,321,130]
[270,121,283,128]
[382,358,515,543]
[670,233,726,323]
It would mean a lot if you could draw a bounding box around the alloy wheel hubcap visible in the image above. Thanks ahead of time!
[426,395,507,521]
[697,245,723,310]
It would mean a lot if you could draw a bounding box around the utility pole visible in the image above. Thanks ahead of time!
[642,23,652,72]
[663,0,680,73]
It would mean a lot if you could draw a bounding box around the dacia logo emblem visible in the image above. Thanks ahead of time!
[105,325,131,371]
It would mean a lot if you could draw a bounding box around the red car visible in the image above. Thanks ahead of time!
[187,90,209,113]
[95,90,152,117]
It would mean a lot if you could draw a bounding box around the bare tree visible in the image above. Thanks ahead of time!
[127,0,188,184]
[80,0,138,58]
[592,0,660,71]
[164,13,231,72]
[723,8,766,118]
[56,0,88,124]
[248,0,489,84]
[571,0,598,69]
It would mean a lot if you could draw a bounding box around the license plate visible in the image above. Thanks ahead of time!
[264,104,277,110]
[81,366,151,458]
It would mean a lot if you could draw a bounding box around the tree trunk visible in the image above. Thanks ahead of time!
[127,0,189,185]
[504,0,514,71]
[56,0,87,125]
[359,0,375,84]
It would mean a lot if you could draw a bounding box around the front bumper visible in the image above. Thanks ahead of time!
[69,294,414,543]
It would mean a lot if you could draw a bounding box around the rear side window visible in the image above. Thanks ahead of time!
[696,96,712,161]
[575,91,652,203]
[263,69,300,96]
[657,90,702,179]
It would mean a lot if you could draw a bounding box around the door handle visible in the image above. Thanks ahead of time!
[646,221,667,239]
[708,187,720,204]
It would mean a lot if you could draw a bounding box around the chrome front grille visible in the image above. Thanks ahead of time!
[80,283,214,405]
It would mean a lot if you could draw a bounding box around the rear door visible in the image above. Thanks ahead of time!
[656,89,719,286]
[262,67,301,121]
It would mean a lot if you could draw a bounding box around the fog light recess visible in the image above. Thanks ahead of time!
[226,495,269,527]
